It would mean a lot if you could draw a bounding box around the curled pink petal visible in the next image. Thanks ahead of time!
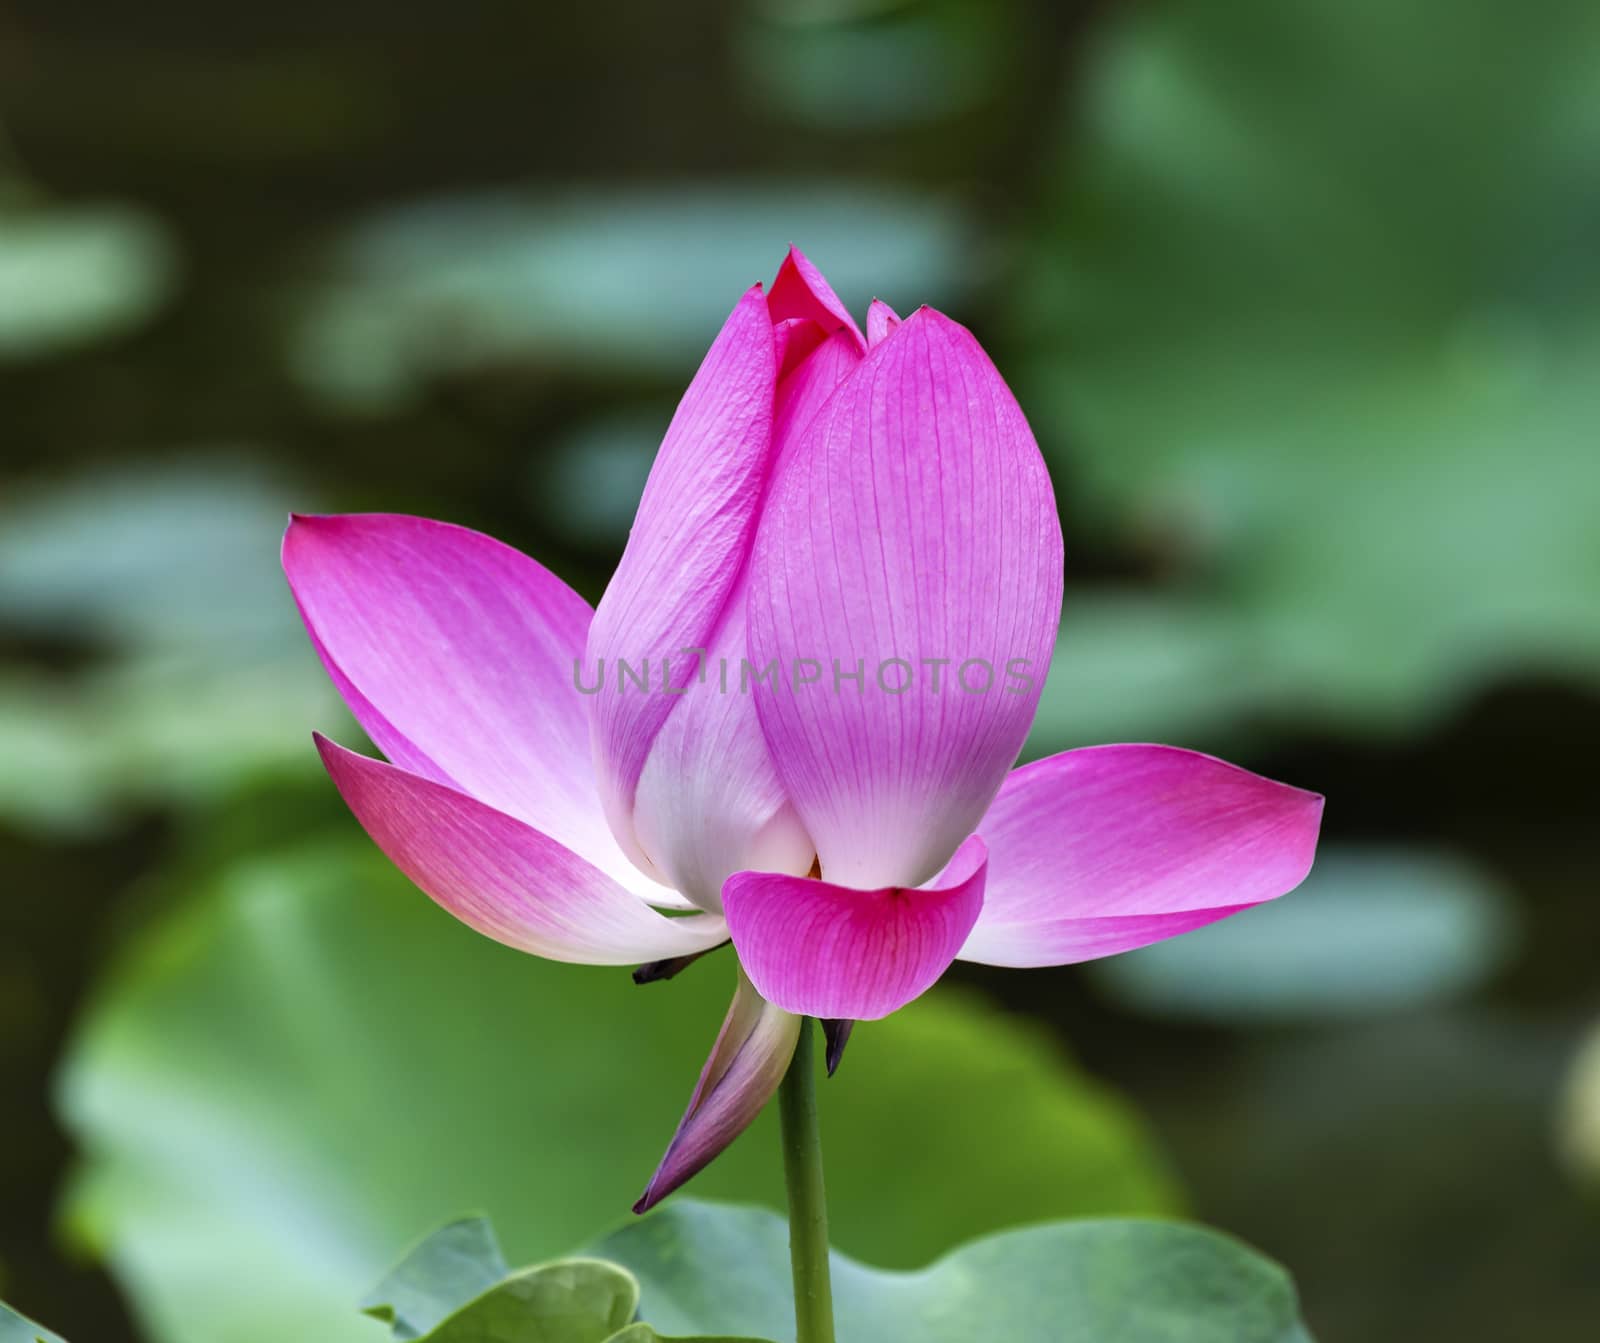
[771,327,862,476]
[959,744,1324,968]
[773,316,828,380]
[722,836,988,1020]
[585,286,777,865]
[767,245,865,351]
[316,734,727,966]
[634,968,800,1213]
[747,308,1064,889]
[282,513,661,900]
[866,297,900,347]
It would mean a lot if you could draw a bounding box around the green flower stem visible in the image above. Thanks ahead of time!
[778,1016,837,1343]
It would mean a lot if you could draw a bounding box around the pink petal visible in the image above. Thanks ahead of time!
[631,577,815,911]
[773,316,828,380]
[316,735,727,965]
[283,513,655,898]
[747,308,1064,889]
[585,286,777,865]
[722,836,988,1020]
[771,327,863,476]
[958,744,1324,968]
[634,967,800,1212]
[866,298,900,347]
[627,329,863,909]
[767,245,866,352]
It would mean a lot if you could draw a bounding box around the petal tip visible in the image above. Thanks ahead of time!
[1286,787,1327,882]
[634,973,800,1210]
[957,746,1328,968]
[281,510,315,563]
[282,509,336,540]
[903,304,965,341]
[822,1017,854,1076]
[768,246,865,349]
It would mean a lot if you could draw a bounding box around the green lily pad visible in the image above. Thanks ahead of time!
[0,462,345,835]
[58,834,1177,1343]
[0,203,178,360]
[0,655,344,837]
[0,1299,67,1343]
[366,1204,1309,1343]
[364,1220,766,1343]
[1091,847,1517,1024]
[291,184,976,412]
[1027,594,1282,753]
[606,1330,769,1343]
[363,1218,511,1337]
[1015,0,1600,732]
[0,460,301,653]
[735,0,1021,130]
[1560,1020,1600,1188]
[399,1259,637,1343]
[598,1200,1313,1342]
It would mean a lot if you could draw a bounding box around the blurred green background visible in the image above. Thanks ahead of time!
[2,1,1597,1340]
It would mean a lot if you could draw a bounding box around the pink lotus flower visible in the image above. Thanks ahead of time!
[283,247,1322,1212]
